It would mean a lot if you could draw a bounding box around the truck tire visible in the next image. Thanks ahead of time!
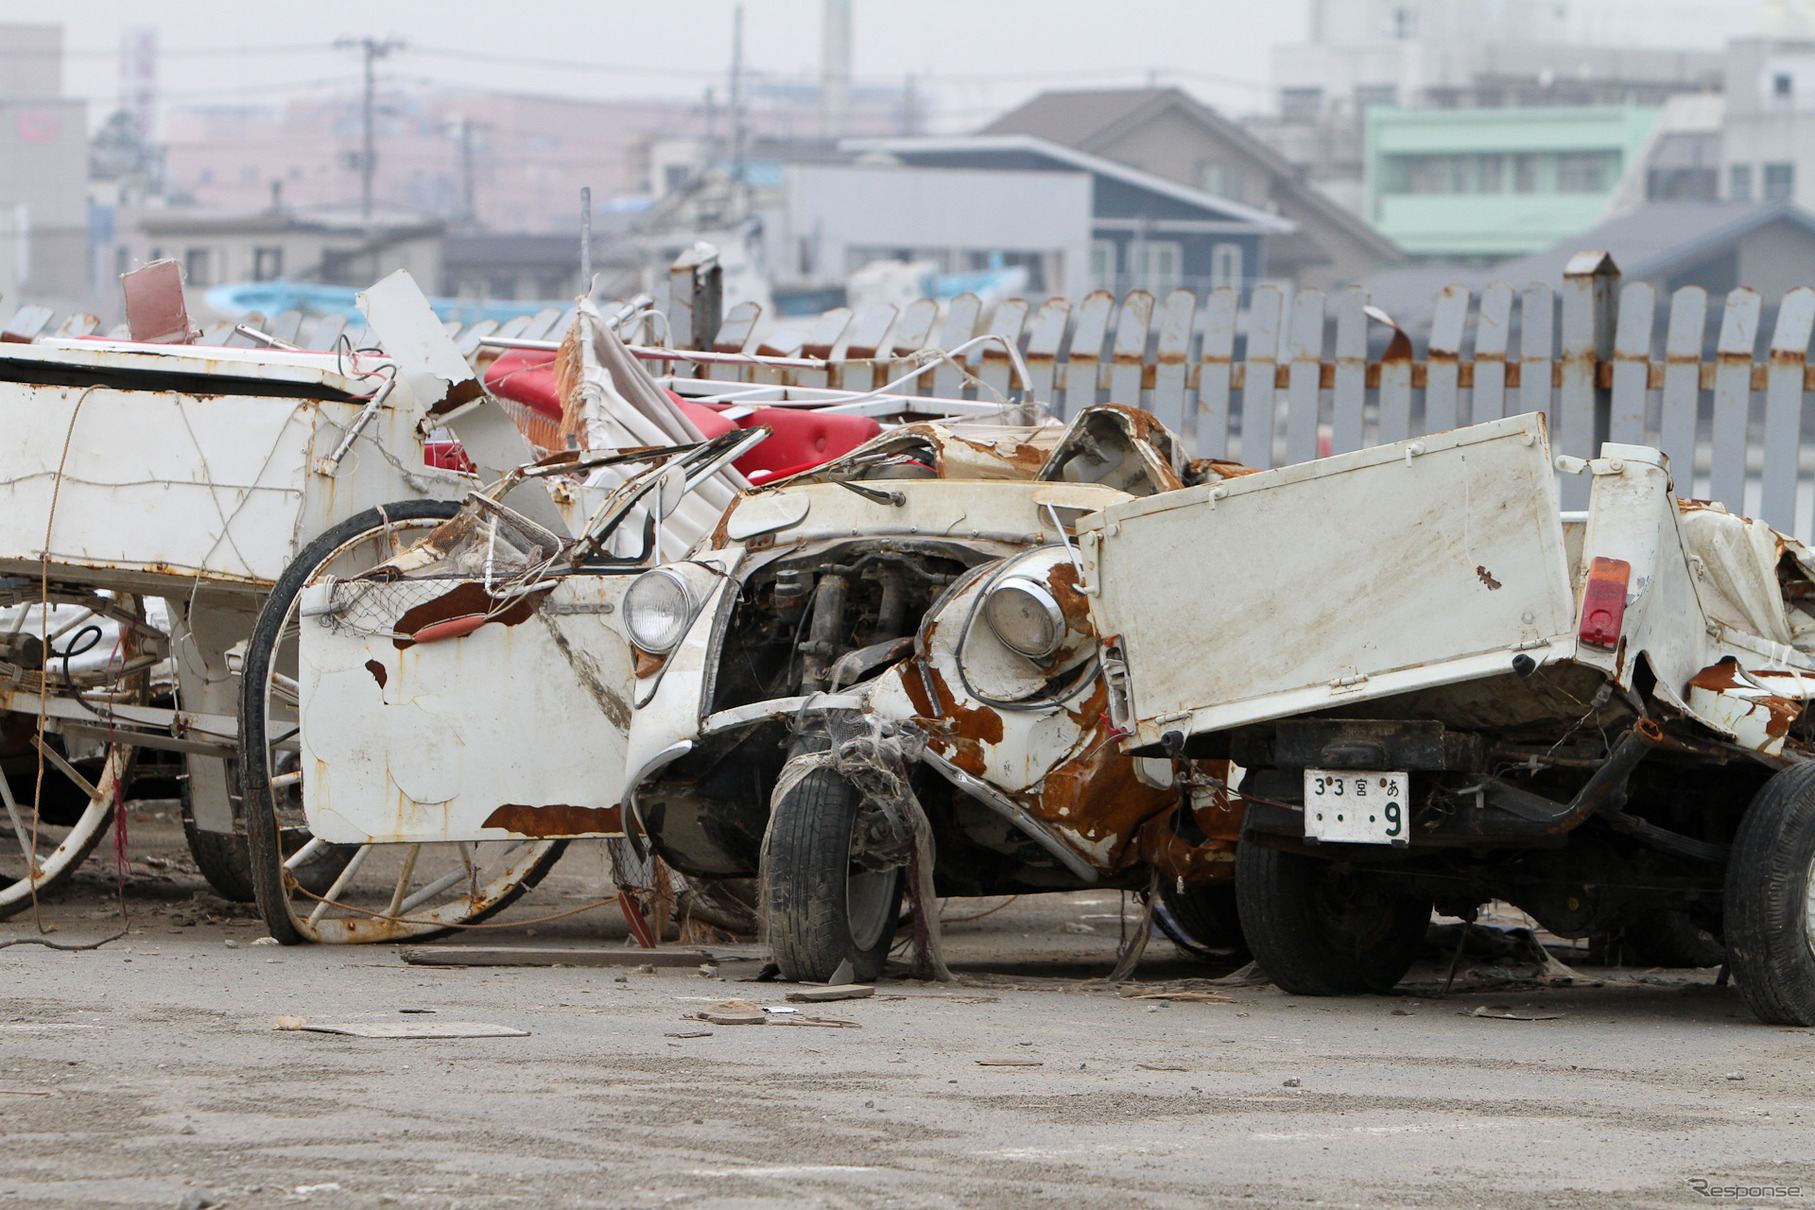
[1236,842,1430,995]
[763,766,902,983]
[1724,763,1815,1025]
[1156,882,1249,961]
[180,777,256,903]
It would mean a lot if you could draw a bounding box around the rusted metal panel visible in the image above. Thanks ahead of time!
[1108,290,1154,406]
[121,260,193,343]
[1425,285,1469,433]
[1059,291,1114,418]
[1473,283,1512,420]
[299,574,640,844]
[975,298,1030,404]
[1520,283,1555,433]
[1761,286,1815,530]
[1195,288,1238,459]
[1285,289,1325,465]
[1080,415,1572,748]
[1330,287,1366,454]
[1150,290,1196,442]
[1239,285,1283,468]
[1022,298,1070,409]
[1609,281,1655,447]
[1710,289,1761,512]
[1374,305,1413,445]
[1558,253,1619,509]
[1659,287,1706,483]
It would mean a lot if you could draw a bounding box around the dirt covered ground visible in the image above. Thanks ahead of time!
[3,806,1813,1210]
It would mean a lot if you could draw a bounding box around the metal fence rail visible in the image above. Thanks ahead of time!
[664,252,1815,539]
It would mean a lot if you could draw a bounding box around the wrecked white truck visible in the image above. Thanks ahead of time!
[289,405,1254,977]
[1076,411,1815,1025]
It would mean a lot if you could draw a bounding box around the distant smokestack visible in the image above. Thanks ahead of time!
[820,0,852,139]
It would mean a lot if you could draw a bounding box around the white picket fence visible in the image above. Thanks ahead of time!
[661,252,1815,539]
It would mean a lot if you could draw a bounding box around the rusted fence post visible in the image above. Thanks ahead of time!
[1558,252,1620,508]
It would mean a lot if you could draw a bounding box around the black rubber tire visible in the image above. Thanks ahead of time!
[1157,881,1250,961]
[763,766,903,983]
[179,775,256,904]
[1623,910,1725,969]
[1236,842,1431,995]
[241,500,481,945]
[1724,763,1815,1025]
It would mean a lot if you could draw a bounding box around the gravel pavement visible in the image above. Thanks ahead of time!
[3,810,1813,1210]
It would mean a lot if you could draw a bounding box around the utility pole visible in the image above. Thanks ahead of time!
[335,36,402,222]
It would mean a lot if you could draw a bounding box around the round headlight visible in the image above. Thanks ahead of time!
[982,576,1065,659]
[623,568,695,654]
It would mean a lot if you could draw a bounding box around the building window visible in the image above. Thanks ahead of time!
[1089,240,1117,292]
[1198,162,1245,200]
[1395,154,1470,194]
[1556,151,1618,194]
[184,248,209,287]
[1765,161,1795,201]
[1477,154,1505,193]
[253,246,283,282]
[1776,72,1794,99]
[1355,84,1397,109]
[1392,6,1418,38]
[1210,243,1244,292]
[1133,241,1182,296]
[1514,154,1542,194]
[1731,163,1754,201]
[1280,87,1322,121]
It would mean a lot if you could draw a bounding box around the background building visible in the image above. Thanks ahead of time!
[1365,104,1662,259]
[0,24,88,306]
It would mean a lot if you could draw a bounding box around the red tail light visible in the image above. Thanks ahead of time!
[1579,556,1630,649]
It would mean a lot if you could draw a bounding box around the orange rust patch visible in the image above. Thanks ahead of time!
[1045,561,1093,634]
[1135,812,1236,883]
[482,803,623,837]
[392,582,546,651]
[634,648,666,678]
[364,659,387,690]
[1689,658,1748,691]
[1476,565,1503,590]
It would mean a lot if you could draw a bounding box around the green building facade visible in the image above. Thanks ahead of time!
[1365,105,1662,259]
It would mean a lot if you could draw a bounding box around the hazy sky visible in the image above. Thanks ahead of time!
[0,1,1305,129]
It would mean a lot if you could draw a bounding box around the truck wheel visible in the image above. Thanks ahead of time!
[1236,843,1430,995]
[180,775,256,903]
[1724,763,1815,1025]
[763,766,902,983]
[1156,882,1249,961]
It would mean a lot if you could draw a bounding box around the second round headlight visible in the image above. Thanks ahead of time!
[623,567,695,653]
[982,576,1065,659]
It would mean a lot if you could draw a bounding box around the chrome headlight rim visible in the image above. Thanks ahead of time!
[982,574,1066,660]
[624,566,696,654]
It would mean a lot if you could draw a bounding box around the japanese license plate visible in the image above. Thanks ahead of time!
[1303,770,1410,845]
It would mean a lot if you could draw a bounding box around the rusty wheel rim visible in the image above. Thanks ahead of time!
[252,514,560,943]
[0,590,156,918]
